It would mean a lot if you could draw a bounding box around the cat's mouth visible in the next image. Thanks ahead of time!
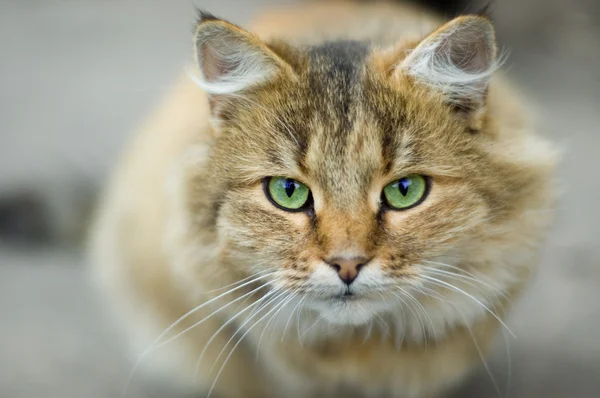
[331,289,364,302]
[313,292,383,326]
[339,290,356,299]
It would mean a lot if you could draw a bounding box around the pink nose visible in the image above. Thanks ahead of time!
[325,257,369,285]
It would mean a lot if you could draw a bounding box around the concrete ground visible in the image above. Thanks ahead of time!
[1,1,599,397]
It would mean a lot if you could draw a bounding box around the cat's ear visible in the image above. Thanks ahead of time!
[192,11,293,97]
[400,16,498,111]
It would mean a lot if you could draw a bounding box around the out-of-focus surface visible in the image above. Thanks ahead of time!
[1,1,599,397]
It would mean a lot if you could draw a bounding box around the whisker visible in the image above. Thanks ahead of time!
[421,262,511,301]
[362,319,374,345]
[420,275,516,338]
[394,303,407,350]
[282,294,305,343]
[206,292,292,398]
[405,286,502,397]
[368,304,391,339]
[424,261,504,289]
[411,279,513,396]
[374,293,393,343]
[297,293,316,349]
[408,283,448,303]
[501,328,513,398]
[421,267,503,296]
[256,293,297,357]
[124,272,277,393]
[202,269,277,294]
[420,267,510,317]
[300,314,324,340]
[192,289,279,382]
[460,311,502,397]
[153,279,280,351]
[206,289,289,380]
[272,294,298,339]
[392,289,427,345]
[402,287,438,344]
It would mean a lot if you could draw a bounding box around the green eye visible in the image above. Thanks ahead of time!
[265,177,311,211]
[383,175,429,210]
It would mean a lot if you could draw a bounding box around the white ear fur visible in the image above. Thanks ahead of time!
[401,16,499,108]
[193,18,282,95]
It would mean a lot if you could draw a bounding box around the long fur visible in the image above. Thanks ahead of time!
[89,2,558,398]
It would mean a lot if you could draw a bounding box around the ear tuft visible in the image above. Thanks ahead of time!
[194,9,219,26]
[193,13,286,96]
[401,16,500,110]
[475,2,494,20]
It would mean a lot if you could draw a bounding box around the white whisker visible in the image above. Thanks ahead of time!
[193,289,279,382]
[422,266,504,297]
[420,275,516,338]
[363,319,374,345]
[300,314,324,340]
[256,293,297,356]
[282,295,305,343]
[124,272,277,393]
[408,286,502,397]
[403,287,438,344]
[501,328,513,398]
[368,303,391,339]
[394,303,407,350]
[461,311,502,397]
[202,269,277,294]
[153,278,280,350]
[422,261,510,301]
[424,260,501,285]
[297,293,316,349]
[206,292,292,398]
[206,289,289,380]
[393,289,427,344]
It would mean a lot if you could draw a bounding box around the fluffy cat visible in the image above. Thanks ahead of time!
[90,1,558,397]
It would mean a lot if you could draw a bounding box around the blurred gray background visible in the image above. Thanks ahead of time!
[1,0,599,397]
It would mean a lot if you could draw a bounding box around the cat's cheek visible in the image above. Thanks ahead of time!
[264,210,311,234]
[380,208,423,231]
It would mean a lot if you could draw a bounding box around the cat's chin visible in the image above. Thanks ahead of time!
[311,296,385,326]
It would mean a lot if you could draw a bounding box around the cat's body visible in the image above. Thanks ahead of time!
[90,2,557,397]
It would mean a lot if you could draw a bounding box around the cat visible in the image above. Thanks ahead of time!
[89,1,558,397]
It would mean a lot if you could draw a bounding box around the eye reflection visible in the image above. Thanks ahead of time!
[382,175,429,210]
[265,177,311,211]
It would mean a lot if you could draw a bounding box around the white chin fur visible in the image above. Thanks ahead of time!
[311,298,386,326]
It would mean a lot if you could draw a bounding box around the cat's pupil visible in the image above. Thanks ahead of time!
[284,179,296,198]
[398,179,411,196]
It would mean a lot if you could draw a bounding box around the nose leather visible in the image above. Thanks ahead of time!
[325,256,369,285]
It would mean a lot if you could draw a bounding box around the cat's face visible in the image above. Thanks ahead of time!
[186,14,553,328]
[210,67,492,326]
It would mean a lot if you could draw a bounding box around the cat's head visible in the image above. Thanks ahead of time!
[184,12,555,329]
